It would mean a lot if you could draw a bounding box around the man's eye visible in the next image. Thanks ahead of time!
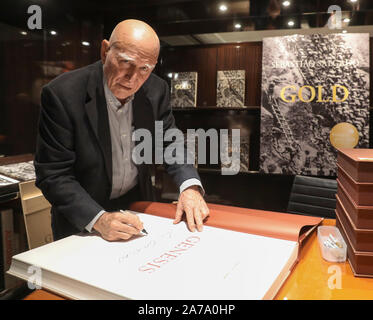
[140,67,149,72]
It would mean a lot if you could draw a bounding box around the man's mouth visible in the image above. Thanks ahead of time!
[118,84,132,90]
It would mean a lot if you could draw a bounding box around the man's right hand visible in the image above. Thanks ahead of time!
[93,211,144,241]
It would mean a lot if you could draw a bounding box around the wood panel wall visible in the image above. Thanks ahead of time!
[0,21,102,156]
[157,42,263,107]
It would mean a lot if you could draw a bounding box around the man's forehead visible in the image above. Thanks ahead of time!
[112,41,157,58]
[117,51,136,61]
[113,46,156,64]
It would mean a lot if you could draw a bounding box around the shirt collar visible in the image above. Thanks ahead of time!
[103,70,134,110]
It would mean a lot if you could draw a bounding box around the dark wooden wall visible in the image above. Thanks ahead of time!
[0,20,102,156]
[157,42,263,107]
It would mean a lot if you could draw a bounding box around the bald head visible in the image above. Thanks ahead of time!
[109,20,160,58]
[101,20,160,102]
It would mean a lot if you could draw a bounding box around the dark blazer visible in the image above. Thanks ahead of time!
[34,61,200,240]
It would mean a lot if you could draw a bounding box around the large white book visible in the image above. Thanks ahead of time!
[8,212,304,300]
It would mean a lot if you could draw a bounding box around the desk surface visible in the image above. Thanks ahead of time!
[275,219,373,300]
[23,219,373,300]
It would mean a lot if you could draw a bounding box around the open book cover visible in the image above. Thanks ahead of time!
[8,202,322,300]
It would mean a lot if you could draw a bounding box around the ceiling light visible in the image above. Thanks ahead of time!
[50,30,57,36]
[81,41,90,46]
[234,23,241,29]
[350,0,357,3]
[282,1,290,7]
[344,18,350,23]
[288,20,295,27]
[167,73,173,78]
[20,31,27,35]
[219,4,227,12]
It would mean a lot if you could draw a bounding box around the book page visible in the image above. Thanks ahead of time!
[12,213,297,300]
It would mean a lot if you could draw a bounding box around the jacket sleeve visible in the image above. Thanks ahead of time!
[156,80,201,189]
[34,85,104,231]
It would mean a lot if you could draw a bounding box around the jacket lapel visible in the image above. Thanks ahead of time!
[85,61,113,188]
[132,86,156,199]
[132,87,155,140]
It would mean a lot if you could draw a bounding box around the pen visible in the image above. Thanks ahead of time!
[328,234,342,248]
[120,210,148,236]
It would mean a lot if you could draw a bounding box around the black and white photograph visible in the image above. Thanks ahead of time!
[217,70,245,108]
[221,134,250,173]
[0,161,36,181]
[260,33,370,176]
[183,132,198,168]
[170,71,197,108]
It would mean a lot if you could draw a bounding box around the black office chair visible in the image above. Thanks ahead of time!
[287,175,337,218]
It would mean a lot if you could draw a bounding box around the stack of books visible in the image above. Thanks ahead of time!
[336,149,373,277]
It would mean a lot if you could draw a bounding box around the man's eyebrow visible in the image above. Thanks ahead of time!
[117,51,156,69]
[144,63,156,69]
[117,52,135,61]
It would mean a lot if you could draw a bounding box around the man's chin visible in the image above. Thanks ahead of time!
[113,88,134,100]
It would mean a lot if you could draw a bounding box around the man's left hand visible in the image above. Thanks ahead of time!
[174,186,210,232]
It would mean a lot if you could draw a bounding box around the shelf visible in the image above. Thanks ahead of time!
[0,154,33,166]
[172,106,260,112]
[156,165,260,175]
[0,192,19,204]
[197,167,260,175]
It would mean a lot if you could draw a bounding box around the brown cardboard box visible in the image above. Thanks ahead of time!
[337,165,373,206]
[337,181,373,229]
[338,149,373,183]
[336,197,373,252]
[19,181,53,249]
[23,208,53,249]
[336,216,373,278]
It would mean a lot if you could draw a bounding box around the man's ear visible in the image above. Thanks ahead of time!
[100,40,110,64]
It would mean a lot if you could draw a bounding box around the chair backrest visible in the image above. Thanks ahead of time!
[287,175,337,218]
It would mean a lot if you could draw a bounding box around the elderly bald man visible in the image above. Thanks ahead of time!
[35,20,209,241]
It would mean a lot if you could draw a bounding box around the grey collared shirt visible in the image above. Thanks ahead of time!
[85,73,203,232]
[103,80,138,199]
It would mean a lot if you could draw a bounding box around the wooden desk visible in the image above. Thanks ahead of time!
[23,219,373,300]
[275,219,373,300]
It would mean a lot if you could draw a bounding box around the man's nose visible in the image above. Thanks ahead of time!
[124,65,137,81]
